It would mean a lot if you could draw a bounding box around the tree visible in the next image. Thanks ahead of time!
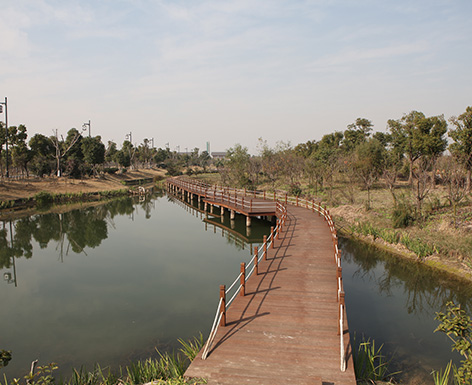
[353,138,386,209]
[81,136,105,174]
[388,111,425,184]
[8,124,31,176]
[439,156,469,228]
[449,106,472,191]
[29,133,55,177]
[343,118,373,153]
[225,144,251,188]
[105,141,118,165]
[388,111,447,185]
[417,114,448,186]
[50,128,84,177]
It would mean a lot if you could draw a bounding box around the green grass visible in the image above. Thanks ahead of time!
[352,335,399,382]
[2,336,206,385]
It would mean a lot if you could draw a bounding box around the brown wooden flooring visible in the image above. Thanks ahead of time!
[185,205,356,385]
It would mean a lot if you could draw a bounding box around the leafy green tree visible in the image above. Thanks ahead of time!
[105,140,118,165]
[154,148,170,164]
[387,111,446,187]
[449,106,472,191]
[388,111,425,184]
[354,138,386,209]
[225,144,252,188]
[198,150,211,170]
[29,133,55,177]
[8,124,31,176]
[343,118,373,153]
[314,132,343,200]
[81,136,105,174]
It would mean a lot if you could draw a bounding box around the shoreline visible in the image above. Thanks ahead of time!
[336,221,472,284]
[0,169,166,220]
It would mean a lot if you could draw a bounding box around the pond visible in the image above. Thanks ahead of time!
[1,193,470,383]
[342,237,471,383]
[0,192,271,380]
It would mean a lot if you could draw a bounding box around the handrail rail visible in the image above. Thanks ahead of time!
[166,177,345,370]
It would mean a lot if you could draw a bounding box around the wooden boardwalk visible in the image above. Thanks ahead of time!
[184,205,356,385]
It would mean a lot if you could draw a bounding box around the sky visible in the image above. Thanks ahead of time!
[0,0,471,154]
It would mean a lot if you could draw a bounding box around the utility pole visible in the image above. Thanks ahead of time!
[0,97,9,177]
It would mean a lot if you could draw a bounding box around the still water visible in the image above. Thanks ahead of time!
[342,238,471,382]
[1,193,470,382]
[0,193,271,379]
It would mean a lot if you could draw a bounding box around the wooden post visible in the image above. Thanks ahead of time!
[250,199,253,212]
[240,263,246,296]
[273,191,276,201]
[263,235,267,260]
[270,226,275,249]
[296,196,299,206]
[254,246,258,275]
[263,191,266,200]
[276,219,280,239]
[220,285,226,327]
[312,199,315,213]
[285,194,287,205]
[337,267,342,299]
[338,291,345,335]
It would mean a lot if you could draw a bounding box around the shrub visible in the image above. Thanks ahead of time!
[289,183,302,197]
[103,167,119,174]
[34,191,54,208]
[392,203,414,228]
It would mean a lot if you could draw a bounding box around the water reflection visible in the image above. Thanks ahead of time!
[1,192,270,380]
[0,193,165,281]
[342,238,472,315]
[341,237,472,382]
[166,193,272,254]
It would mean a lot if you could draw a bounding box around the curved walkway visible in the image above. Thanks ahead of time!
[185,205,356,385]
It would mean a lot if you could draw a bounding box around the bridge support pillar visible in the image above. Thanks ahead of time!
[230,210,235,220]
[246,216,251,227]
[210,204,214,214]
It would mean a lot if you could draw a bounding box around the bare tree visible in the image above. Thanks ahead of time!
[439,156,469,228]
[50,128,85,177]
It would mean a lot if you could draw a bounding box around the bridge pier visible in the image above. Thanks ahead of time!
[230,210,235,220]
[246,216,251,227]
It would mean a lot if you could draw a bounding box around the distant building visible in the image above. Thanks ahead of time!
[211,152,227,160]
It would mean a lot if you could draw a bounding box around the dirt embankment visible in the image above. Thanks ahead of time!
[0,169,166,202]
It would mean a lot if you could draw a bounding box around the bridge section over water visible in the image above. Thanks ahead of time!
[166,177,356,385]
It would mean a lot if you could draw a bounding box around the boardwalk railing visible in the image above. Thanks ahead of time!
[166,177,346,371]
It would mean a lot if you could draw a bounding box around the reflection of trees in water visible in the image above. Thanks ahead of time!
[0,195,161,269]
[341,237,472,315]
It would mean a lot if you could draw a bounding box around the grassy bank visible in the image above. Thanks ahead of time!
[1,336,205,385]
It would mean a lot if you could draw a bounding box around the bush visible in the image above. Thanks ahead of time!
[289,183,302,197]
[34,191,54,208]
[392,203,414,228]
[103,167,119,174]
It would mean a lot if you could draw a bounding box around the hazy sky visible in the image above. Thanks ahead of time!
[1,0,470,154]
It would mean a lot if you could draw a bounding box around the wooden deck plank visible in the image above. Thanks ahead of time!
[184,205,356,385]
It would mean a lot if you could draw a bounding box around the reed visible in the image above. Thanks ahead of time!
[352,335,399,382]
